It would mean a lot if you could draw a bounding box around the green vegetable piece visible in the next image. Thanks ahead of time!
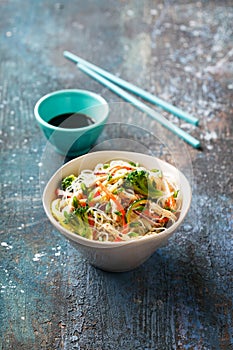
[126,169,149,195]
[105,201,111,213]
[113,187,124,194]
[81,183,87,195]
[72,196,79,208]
[63,205,92,239]
[63,210,71,224]
[151,169,163,178]
[74,205,89,217]
[62,175,76,190]
[151,168,159,172]
[173,190,179,198]
[134,205,145,212]
[129,232,139,238]
[126,169,163,198]
[126,198,147,223]
[88,190,94,202]
[128,161,138,167]
[129,222,140,227]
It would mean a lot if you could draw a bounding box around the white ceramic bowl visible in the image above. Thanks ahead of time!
[43,151,192,272]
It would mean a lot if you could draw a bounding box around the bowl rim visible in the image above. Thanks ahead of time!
[42,150,192,248]
[34,89,109,132]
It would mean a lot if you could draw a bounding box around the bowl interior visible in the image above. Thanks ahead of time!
[43,151,192,249]
[35,89,109,130]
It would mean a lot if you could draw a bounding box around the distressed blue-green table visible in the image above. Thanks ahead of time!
[0,1,232,349]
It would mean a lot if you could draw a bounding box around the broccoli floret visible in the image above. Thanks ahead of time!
[64,205,89,225]
[62,174,76,190]
[73,205,89,219]
[126,169,163,198]
[126,170,149,196]
[64,204,92,238]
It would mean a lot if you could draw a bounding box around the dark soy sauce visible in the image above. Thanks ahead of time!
[49,112,95,129]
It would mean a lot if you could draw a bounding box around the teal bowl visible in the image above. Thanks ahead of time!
[34,89,109,157]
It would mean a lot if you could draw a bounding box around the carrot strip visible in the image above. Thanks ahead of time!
[96,181,126,226]
[165,196,176,210]
[110,165,132,175]
[114,236,123,242]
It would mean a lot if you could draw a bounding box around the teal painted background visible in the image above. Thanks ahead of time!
[0,0,232,349]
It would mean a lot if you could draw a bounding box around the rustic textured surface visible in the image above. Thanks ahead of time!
[0,1,233,349]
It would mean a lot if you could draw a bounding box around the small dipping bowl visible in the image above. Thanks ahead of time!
[34,89,109,157]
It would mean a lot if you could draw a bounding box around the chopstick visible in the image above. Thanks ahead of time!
[64,50,199,126]
[63,51,200,148]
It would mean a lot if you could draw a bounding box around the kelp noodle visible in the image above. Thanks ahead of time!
[51,160,182,242]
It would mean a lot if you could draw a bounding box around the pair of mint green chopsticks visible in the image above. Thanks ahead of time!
[63,50,200,149]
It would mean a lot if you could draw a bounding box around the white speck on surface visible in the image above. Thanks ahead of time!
[150,9,158,16]
[192,30,200,37]
[126,9,134,17]
[21,316,25,320]
[184,66,194,73]
[183,224,193,232]
[6,31,12,37]
[33,253,46,261]
[180,123,194,130]
[202,131,218,141]
[180,25,187,31]
[189,20,197,27]
[1,242,12,249]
